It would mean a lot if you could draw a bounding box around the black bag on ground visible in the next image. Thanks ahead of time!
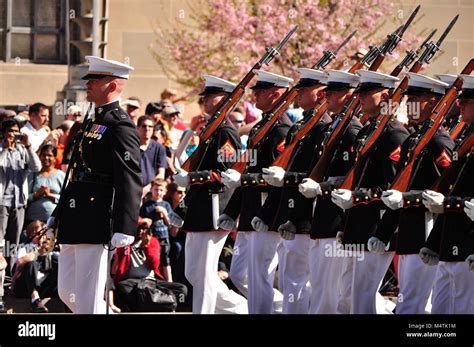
[132,278,177,312]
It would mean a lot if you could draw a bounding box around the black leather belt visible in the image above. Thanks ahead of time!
[72,171,113,185]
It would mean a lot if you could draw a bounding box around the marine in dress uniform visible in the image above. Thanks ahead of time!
[297,70,369,314]
[258,69,356,314]
[173,75,247,314]
[373,73,454,314]
[53,56,142,314]
[218,70,293,314]
[330,70,410,314]
[421,74,474,314]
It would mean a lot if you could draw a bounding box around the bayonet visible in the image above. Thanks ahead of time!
[261,26,298,65]
[312,30,357,70]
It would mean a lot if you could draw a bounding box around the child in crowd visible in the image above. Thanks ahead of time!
[139,179,183,282]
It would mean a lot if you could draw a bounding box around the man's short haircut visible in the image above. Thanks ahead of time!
[29,103,47,116]
[137,115,154,127]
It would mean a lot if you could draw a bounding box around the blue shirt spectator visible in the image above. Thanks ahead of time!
[137,116,168,186]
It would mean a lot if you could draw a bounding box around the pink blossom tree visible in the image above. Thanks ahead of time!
[150,0,424,93]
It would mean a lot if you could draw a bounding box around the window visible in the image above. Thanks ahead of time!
[0,0,66,63]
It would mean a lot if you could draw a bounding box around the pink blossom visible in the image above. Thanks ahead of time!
[151,0,423,91]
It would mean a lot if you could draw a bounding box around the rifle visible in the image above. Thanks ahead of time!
[230,30,357,174]
[180,26,298,172]
[340,15,459,190]
[450,119,467,140]
[389,58,474,192]
[358,28,437,125]
[430,131,474,194]
[308,28,433,183]
[272,6,421,171]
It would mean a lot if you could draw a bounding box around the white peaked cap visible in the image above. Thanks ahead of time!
[406,72,449,95]
[434,74,457,87]
[324,69,359,89]
[458,74,474,99]
[295,68,328,87]
[82,56,134,80]
[199,75,236,95]
[250,69,294,89]
[356,69,399,90]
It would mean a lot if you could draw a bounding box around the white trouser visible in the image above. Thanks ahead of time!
[431,261,474,314]
[396,254,437,314]
[281,234,311,314]
[248,231,282,314]
[185,231,247,314]
[309,238,343,314]
[231,231,283,314]
[348,251,394,314]
[58,244,108,314]
[229,232,251,297]
[337,253,354,314]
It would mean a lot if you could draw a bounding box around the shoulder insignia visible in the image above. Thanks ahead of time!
[435,149,451,168]
[389,145,401,162]
[218,139,236,159]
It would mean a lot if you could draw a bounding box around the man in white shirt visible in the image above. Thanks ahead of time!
[21,103,49,152]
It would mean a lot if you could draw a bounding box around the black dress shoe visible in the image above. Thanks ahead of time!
[31,299,48,313]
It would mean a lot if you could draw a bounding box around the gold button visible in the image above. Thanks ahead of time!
[285,180,290,184]
[365,196,369,200]
[407,201,411,204]
[243,181,247,184]
[252,180,256,184]
[207,176,211,180]
[415,198,420,203]
[199,177,203,181]
[456,204,461,208]
[355,198,360,202]
[446,204,450,208]
[90,197,95,201]
[373,194,378,198]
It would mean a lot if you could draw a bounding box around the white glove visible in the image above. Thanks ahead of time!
[169,212,184,228]
[221,169,241,189]
[111,232,135,248]
[422,190,445,214]
[217,214,236,231]
[331,189,353,210]
[367,236,386,253]
[298,178,322,198]
[463,199,474,221]
[381,190,404,210]
[173,170,190,188]
[419,247,439,266]
[262,166,285,187]
[336,231,344,244]
[278,220,296,240]
[465,254,474,271]
[251,216,268,232]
